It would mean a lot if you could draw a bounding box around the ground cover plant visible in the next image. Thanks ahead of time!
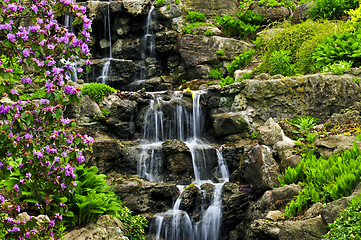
[0,0,146,239]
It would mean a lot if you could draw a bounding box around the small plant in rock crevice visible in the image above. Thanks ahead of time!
[208,65,224,80]
[81,83,116,103]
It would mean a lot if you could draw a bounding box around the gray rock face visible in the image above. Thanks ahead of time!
[182,0,239,17]
[279,216,328,240]
[258,118,284,146]
[212,112,249,137]
[178,35,254,67]
[315,135,359,159]
[157,0,183,19]
[240,145,281,190]
[63,215,129,240]
[122,0,150,16]
[250,3,291,21]
[290,2,312,22]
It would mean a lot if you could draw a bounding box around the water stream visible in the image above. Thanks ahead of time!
[98,1,112,84]
[138,91,229,239]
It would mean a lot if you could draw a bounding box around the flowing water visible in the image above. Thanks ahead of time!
[138,91,230,239]
[98,1,112,83]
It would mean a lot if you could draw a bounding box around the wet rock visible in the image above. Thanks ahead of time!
[123,0,150,16]
[179,35,254,67]
[105,118,136,140]
[107,98,138,122]
[212,112,249,137]
[258,118,284,146]
[112,38,141,60]
[63,215,128,240]
[265,210,284,221]
[240,145,281,191]
[162,139,194,184]
[180,184,199,212]
[155,30,178,54]
[279,216,328,240]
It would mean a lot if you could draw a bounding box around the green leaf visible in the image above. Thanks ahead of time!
[55,108,63,120]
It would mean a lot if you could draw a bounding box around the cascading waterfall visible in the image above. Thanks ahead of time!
[138,91,230,239]
[137,5,157,81]
[63,14,78,82]
[98,1,112,83]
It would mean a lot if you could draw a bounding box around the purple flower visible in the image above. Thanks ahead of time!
[47,44,55,50]
[7,165,12,171]
[26,172,32,178]
[18,163,23,168]
[7,33,15,42]
[60,118,71,125]
[23,48,30,57]
[40,98,50,105]
[14,184,19,192]
[55,213,63,220]
[0,161,3,168]
[60,183,66,189]
[20,179,25,184]
[30,5,38,13]
[52,67,62,75]
[25,232,31,237]
[21,77,31,84]
[54,156,60,162]
[76,155,85,163]
[24,133,33,139]
[5,217,15,223]
[64,85,76,94]
[10,89,19,95]
[7,3,17,11]
[16,205,20,212]
[0,194,4,204]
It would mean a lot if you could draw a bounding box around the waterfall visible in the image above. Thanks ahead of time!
[139,91,230,239]
[98,1,112,84]
[137,5,157,81]
[63,14,78,82]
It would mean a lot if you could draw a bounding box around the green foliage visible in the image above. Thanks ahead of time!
[268,50,295,76]
[175,0,180,4]
[219,76,235,87]
[81,83,115,102]
[186,10,206,23]
[353,77,361,84]
[256,20,348,75]
[321,61,353,75]
[155,0,166,7]
[203,30,214,36]
[346,3,361,31]
[290,115,320,136]
[324,194,361,239]
[258,0,295,10]
[227,49,255,76]
[281,136,361,218]
[309,0,359,20]
[182,22,213,34]
[208,65,224,79]
[236,72,252,82]
[250,131,259,139]
[237,10,265,25]
[216,50,225,56]
[102,108,110,117]
[313,30,361,70]
[20,88,47,101]
[214,14,260,40]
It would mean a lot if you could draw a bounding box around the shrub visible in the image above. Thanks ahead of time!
[309,0,359,20]
[324,194,361,239]
[214,14,259,40]
[216,50,225,56]
[237,10,265,25]
[182,22,213,34]
[203,30,214,36]
[255,20,348,75]
[280,135,361,218]
[346,2,361,31]
[155,0,166,7]
[186,10,206,22]
[81,83,116,102]
[208,65,224,79]
[219,76,235,86]
[258,0,295,9]
[175,0,180,4]
[268,50,295,76]
[102,108,110,117]
[321,61,353,75]
[227,49,255,76]
[290,116,320,136]
[20,87,47,101]
[312,30,361,70]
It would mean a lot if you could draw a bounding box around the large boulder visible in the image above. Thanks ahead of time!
[258,118,284,146]
[212,112,249,137]
[249,3,291,21]
[157,0,183,20]
[240,145,281,190]
[178,35,254,67]
[182,0,239,18]
[290,2,312,23]
[122,0,150,16]
[315,135,360,159]
[279,216,328,240]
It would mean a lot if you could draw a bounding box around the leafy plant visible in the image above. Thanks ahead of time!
[182,22,213,34]
[268,50,295,76]
[216,50,225,56]
[102,108,110,117]
[81,83,116,102]
[175,0,180,4]
[214,14,260,40]
[281,136,361,218]
[313,30,361,70]
[208,65,224,79]
[155,0,166,7]
[250,131,259,139]
[227,49,255,76]
[346,2,361,31]
[353,77,361,84]
[219,76,235,87]
[237,10,265,25]
[203,30,214,36]
[290,115,320,136]
[186,10,206,23]
[309,0,359,20]
[324,194,361,239]
[258,0,295,9]
[321,61,353,75]
[20,87,47,101]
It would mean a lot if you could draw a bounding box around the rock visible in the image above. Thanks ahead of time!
[122,0,150,16]
[258,118,284,146]
[254,73,271,80]
[250,3,291,21]
[279,216,328,240]
[290,2,312,23]
[157,0,183,19]
[240,145,281,190]
[65,95,104,125]
[180,184,199,212]
[315,135,358,159]
[304,202,324,220]
[107,98,138,122]
[112,176,178,215]
[190,26,222,36]
[182,0,239,18]
[63,215,128,240]
[249,219,282,239]
[265,210,284,221]
[321,196,351,224]
[273,137,300,171]
[212,112,249,137]
[106,118,136,140]
[155,30,178,54]
[112,38,141,60]
[162,139,194,184]
[124,77,173,92]
[178,35,254,67]
[234,70,252,80]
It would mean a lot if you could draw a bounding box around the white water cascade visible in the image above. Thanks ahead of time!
[137,5,157,81]
[97,1,112,84]
[63,14,78,82]
[138,91,230,239]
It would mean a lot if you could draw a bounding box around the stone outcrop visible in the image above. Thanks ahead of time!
[250,2,291,21]
[290,2,312,22]
[212,112,249,137]
[279,216,328,240]
[258,118,284,146]
[182,0,239,18]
